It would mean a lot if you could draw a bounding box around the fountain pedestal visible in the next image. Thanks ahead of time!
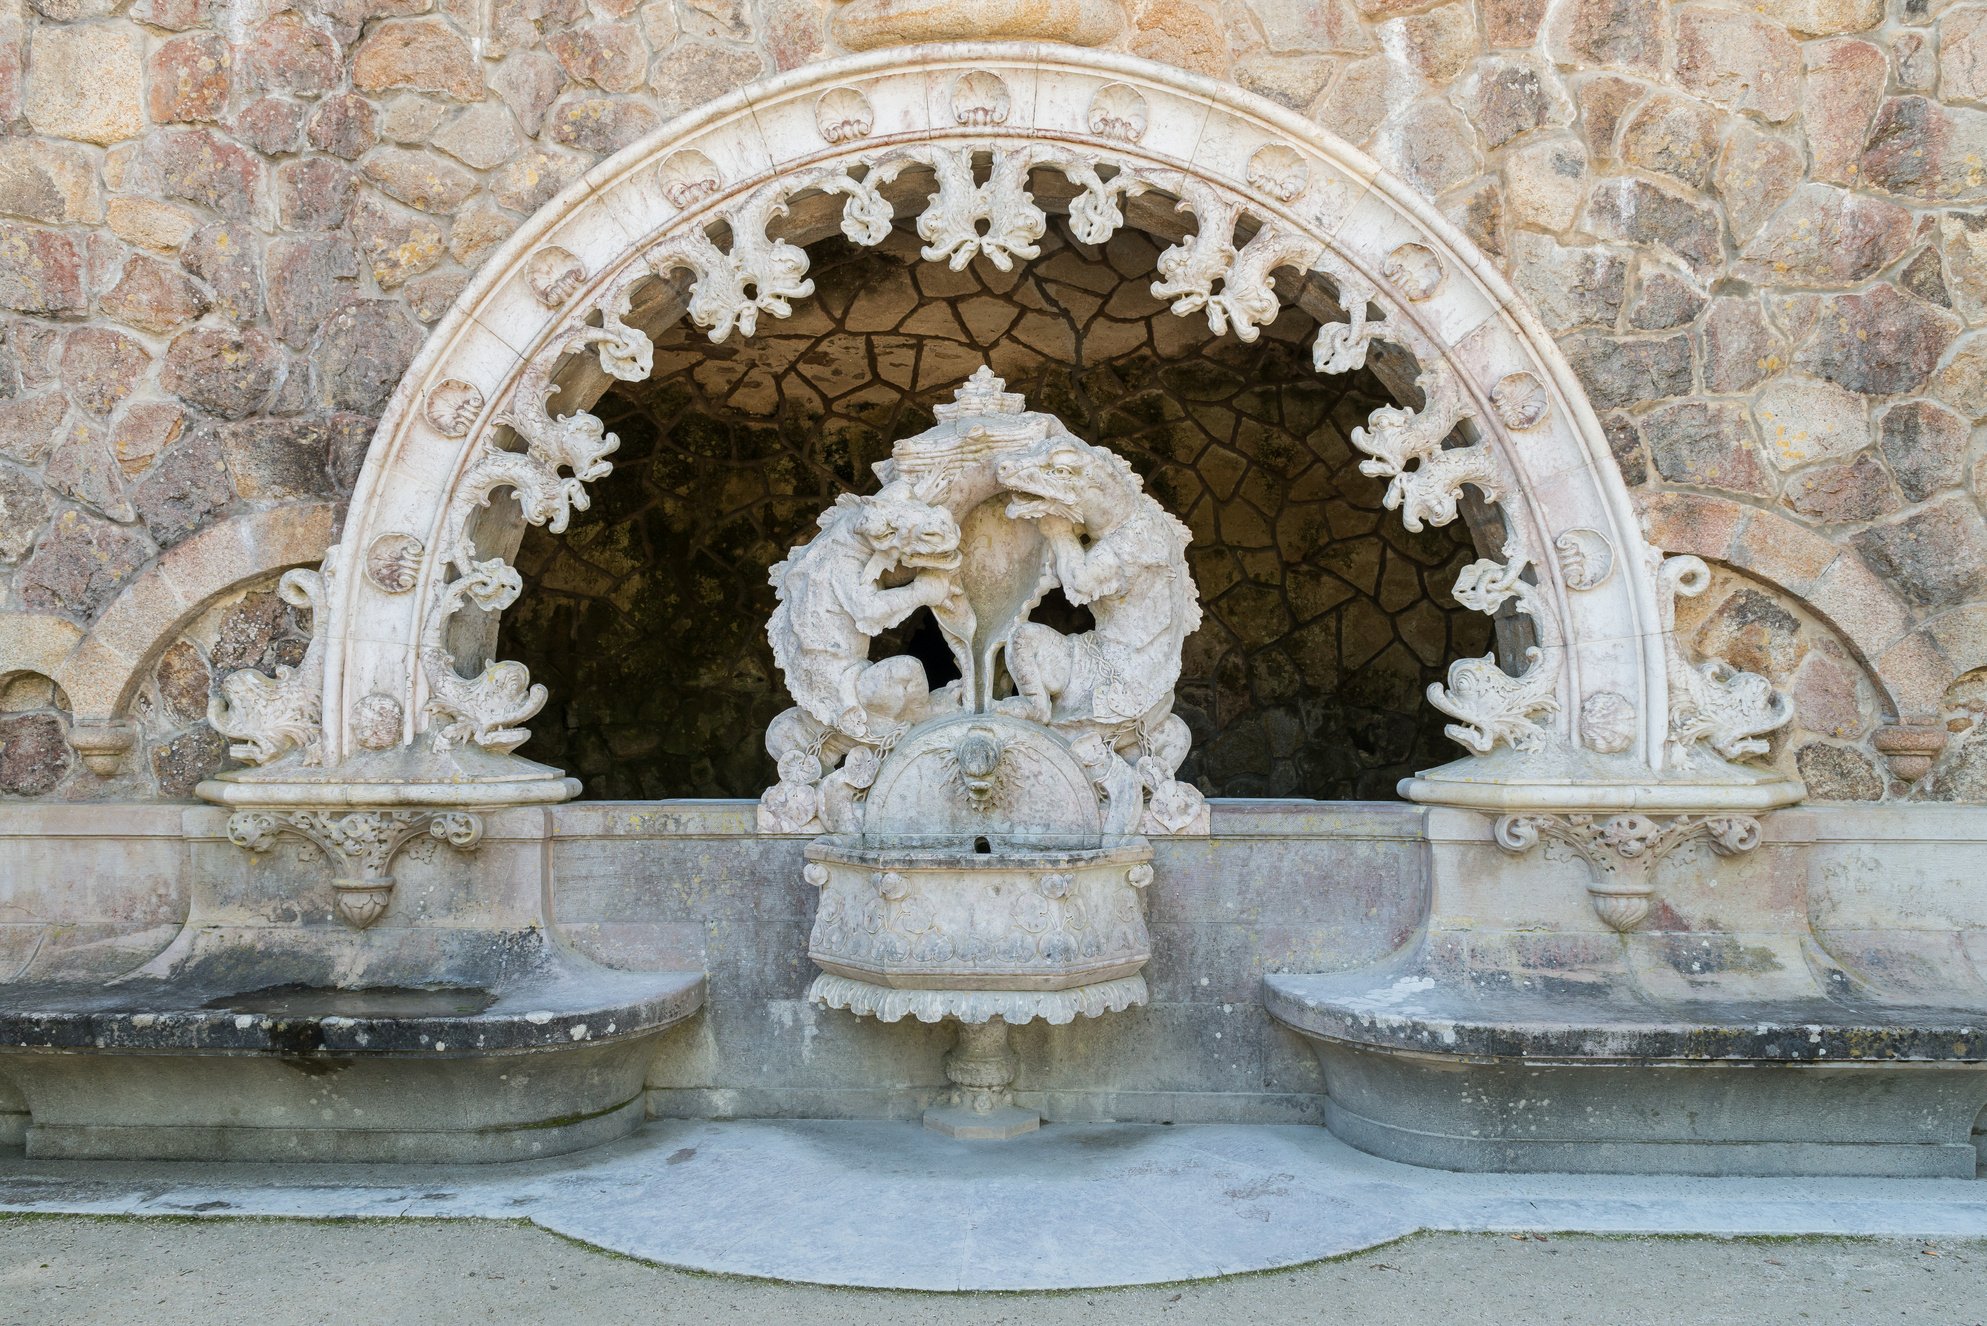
[762,372,1207,1139]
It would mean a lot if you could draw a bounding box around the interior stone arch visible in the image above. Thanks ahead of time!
[496,219,1492,799]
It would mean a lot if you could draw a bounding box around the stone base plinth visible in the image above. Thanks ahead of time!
[923,1103,1041,1139]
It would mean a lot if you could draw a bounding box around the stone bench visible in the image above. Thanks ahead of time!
[0,936,703,1164]
[1265,967,1987,1179]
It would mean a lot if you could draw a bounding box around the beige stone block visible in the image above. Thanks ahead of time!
[1752,375,1868,471]
[1807,551,1913,661]
[1639,491,1743,561]
[25,25,144,145]
[106,197,200,253]
[1502,136,1586,233]
[1727,508,1840,595]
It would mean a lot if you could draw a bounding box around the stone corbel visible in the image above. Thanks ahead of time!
[67,720,137,776]
[1873,721,1948,785]
[226,808,485,930]
[1493,811,1763,933]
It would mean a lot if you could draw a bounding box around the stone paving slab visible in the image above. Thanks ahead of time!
[5,1120,1987,1290]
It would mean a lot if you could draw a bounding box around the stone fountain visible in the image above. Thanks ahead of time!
[761,368,1206,1138]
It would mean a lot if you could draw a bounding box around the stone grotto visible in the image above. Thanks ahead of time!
[8,0,1987,1287]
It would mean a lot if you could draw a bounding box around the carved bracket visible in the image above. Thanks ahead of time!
[1493,811,1762,933]
[226,808,485,929]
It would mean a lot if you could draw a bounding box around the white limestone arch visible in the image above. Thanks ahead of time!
[200,43,1799,812]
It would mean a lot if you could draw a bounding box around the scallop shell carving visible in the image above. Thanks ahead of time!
[1554,527,1615,591]
[1087,82,1148,142]
[816,86,874,144]
[951,71,1010,127]
[1580,692,1637,755]
[364,532,424,594]
[352,693,405,751]
[526,246,586,308]
[1382,242,1442,301]
[658,149,722,209]
[1491,372,1549,429]
[424,378,483,438]
[1246,143,1309,203]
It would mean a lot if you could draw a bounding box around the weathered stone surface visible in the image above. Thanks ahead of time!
[1441,177,1504,259]
[162,326,281,419]
[650,41,765,119]
[1508,232,1624,332]
[1501,136,1586,232]
[1571,72,1641,162]
[1380,98,1481,196]
[151,129,261,218]
[1695,585,1805,678]
[154,637,212,725]
[1783,451,1900,525]
[1931,333,1987,421]
[550,22,646,93]
[1802,38,1885,186]
[1781,0,1881,37]
[546,93,661,156]
[1673,5,1799,122]
[1942,6,1987,106]
[0,394,68,467]
[0,461,50,561]
[1456,55,1561,149]
[1625,265,1705,331]
[445,205,515,266]
[1939,212,1987,324]
[16,507,151,618]
[1878,400,1968,503]
[1854,496,1987,610]
[1715,123,1802,245]
[434,103,523,171]
[1565,331,1692,410]
[1899,245,1950,309]
[492,148,582,215]
[234,98,306,157]
[378,93,448,146]
[106,198,199,253]
[1232,53,1337,110]
[491,52,564,138]
[277,158,356,231]
[310,299,422,412]
[0,713,71,795]
[101,254,208,334]
[130,0,212,28]
[180,222,262,323]
[44,417,134,520]
[1641,399,1771,496]
[307,93,380,161]
[25,25,143,146]
[353,18,483,102]
[1795,284,1959,397]
[403,270,468,322]
[1545,0,1661,73]
[246,14,340,95]
[1736,186,1913,288]
[132,426,230,547]
[113,402,186,477]
[1619,91,1721,189]
[151,723,228,797]
[1583,176,1720,272]
[149,33,232,124]
[0,139,102,225]
[362,147,478,215]
[1395,5,1477,83]
[1860,96,1987,201]
[1796,742,1883,800]
[350,193,444,288]
[215,415,358,500]
[267,235,359,348]
[1895,30,1936,92]
[0,223,84,315]
[60,328,150,418]
[1602,412,1646,485]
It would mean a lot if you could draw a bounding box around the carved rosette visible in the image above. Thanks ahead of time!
[227,808,485,929]
[1493,811,1762,933]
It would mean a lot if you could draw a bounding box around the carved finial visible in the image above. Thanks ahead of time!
[933,366,1027,420]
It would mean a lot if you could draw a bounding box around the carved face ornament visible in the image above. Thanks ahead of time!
[856,497,962,573]
[997,444,1090,523]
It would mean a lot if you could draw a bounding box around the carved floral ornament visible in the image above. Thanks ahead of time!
[201,47,1796,817]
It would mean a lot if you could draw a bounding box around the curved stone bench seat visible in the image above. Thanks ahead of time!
[1264,968,1987,1179]
[0,951,704,1165]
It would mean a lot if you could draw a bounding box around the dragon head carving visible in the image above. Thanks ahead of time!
[850,492,962,572]
[995,431,1141,532]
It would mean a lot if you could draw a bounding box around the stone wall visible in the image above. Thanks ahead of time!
[1,0,1984,801]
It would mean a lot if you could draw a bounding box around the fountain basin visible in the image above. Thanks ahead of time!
[804,836,1153,1024]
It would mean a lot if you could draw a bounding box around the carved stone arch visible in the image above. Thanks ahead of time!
[199,44,1801,813]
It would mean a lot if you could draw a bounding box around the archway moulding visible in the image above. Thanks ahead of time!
[192,43,1802,817]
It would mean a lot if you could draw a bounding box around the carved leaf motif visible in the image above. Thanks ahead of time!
[1428,550,1563,755]
[421,560,547,754]
[1346,342,1502,533]
[1149,180,1322,341]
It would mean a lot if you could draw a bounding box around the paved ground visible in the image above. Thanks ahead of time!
[1,1217,1983,1325]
